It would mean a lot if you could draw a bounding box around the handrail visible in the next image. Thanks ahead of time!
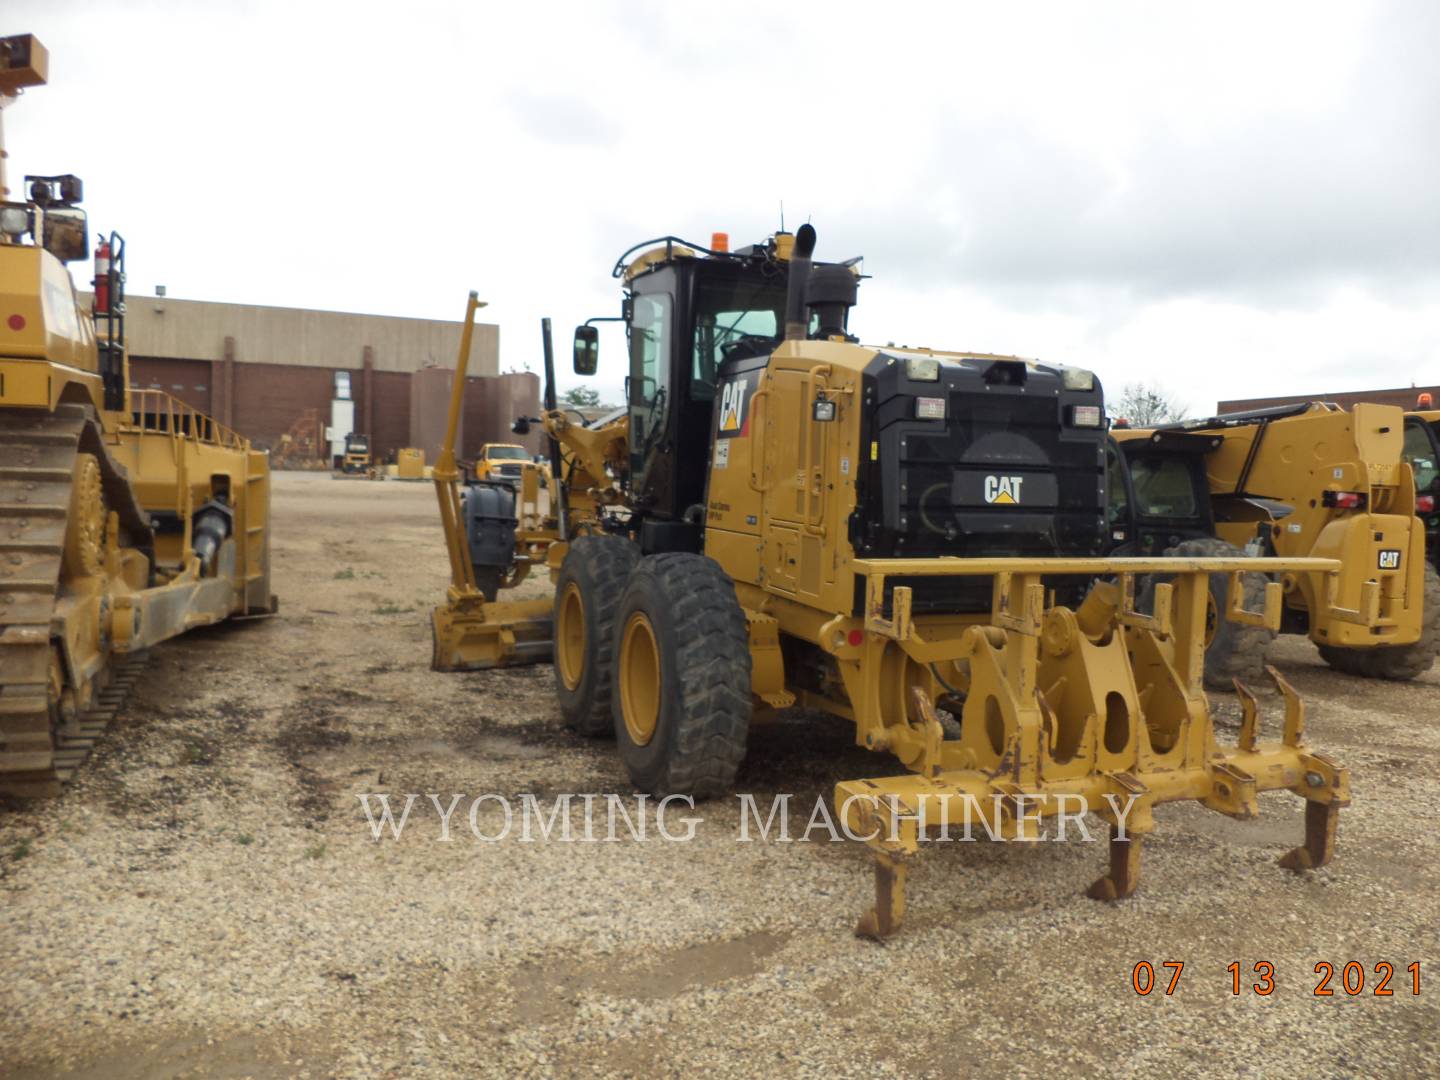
[122,389,250,451]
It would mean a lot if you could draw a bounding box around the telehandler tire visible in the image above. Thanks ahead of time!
[611,553,751,800]
[1320,562,1440,680]
[1141,537,1273,691]
[554,535,640,736]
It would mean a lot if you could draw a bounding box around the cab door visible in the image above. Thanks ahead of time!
[760,364,835,600]
[627,279,675,509]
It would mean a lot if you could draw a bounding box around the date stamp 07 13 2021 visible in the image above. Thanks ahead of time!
[1130,960,1422,997]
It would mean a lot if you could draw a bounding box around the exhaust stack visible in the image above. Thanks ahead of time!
[783,224,816,341]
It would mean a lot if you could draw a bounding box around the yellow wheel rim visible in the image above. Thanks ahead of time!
[619,611,661,746]
[557,581,586,691]
[67,454,105,577]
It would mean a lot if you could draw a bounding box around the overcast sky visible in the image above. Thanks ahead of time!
[7,0,1437,412]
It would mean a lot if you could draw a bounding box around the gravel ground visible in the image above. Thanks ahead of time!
[1,471,1436,1078]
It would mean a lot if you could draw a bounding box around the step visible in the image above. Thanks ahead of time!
[0,467,72,482]
[0,504,68,518]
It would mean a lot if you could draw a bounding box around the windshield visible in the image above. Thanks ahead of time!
[487,446,529,460]
[691,270,789,401]
[1129,457,1200,518]
[1403,422,1439,491]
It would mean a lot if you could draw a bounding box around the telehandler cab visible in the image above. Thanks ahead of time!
[430,227,1348,936]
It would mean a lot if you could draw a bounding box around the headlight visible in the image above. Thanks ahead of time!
[906,356,940,381]
[0,206,30,237]
[1070,404,1102,428]
[915,396,946,420]
[1061,366,1095,391]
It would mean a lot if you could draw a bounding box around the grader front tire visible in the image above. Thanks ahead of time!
[612,553,751,800]
[553,535,640,736]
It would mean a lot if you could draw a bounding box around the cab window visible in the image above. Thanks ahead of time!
[1129,457,1200,519]
[486,446,529,461]
[630,292,672,411]
[690,275,787,401]
[1403,423,1439,491]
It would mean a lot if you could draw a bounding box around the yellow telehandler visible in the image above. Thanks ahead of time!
[1112,402,1437,681]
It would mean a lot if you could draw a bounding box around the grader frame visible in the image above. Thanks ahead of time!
[429,232,1353,936]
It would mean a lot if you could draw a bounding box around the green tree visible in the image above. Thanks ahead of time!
[562,386,601,408]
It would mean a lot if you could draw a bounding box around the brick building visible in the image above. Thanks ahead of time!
[116,294,542,464]
[1219,384,1440,414]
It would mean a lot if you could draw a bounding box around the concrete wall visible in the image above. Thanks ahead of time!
[1218,385,1440,414]
[471,371,542,458]
[127,355,530,465]
[409,366,458,466]
[117,294,500,376]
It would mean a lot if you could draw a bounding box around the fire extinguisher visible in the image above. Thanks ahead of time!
[93,239,111,314]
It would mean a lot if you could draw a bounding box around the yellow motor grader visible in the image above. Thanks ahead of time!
[430,227,1349,936]
[1111,402,1437,681]
[0,35,275,795]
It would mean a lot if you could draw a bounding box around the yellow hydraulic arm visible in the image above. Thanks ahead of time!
[433,291,486,596]
[428,293,555,671]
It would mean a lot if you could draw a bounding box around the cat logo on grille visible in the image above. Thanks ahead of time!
[984,475,1024,505]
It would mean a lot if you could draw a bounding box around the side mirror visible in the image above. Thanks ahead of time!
[573,325,599,376]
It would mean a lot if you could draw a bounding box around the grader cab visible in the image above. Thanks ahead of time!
[430,226,1349,936]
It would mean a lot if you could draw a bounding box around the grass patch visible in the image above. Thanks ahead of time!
[305,843,327,860]
[372,604,414,615]
[235,833,254,846]
[10,837,32,860]
[333,568,356,580]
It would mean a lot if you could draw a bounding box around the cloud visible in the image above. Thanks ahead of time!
[505,91,618,147]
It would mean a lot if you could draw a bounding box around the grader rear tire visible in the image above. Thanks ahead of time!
[554,535,640,736]
[612,553,751,800]
[1320,562,1440,680]
[1141,538,1273,691]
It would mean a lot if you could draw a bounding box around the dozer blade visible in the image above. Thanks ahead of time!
[430,596,553,671]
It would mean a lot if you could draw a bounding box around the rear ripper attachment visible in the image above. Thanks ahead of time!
[834,556,1350,939]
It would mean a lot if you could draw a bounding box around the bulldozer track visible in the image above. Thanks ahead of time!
[0,406,151,798]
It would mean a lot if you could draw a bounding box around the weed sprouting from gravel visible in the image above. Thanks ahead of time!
[235,833,254,846]
[334,568,356,580]
[10,837,33,860]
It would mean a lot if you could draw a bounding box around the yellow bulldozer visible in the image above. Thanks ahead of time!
[429,227,1350,936]
[0,35,275,795]
[1111,402,1437,681]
